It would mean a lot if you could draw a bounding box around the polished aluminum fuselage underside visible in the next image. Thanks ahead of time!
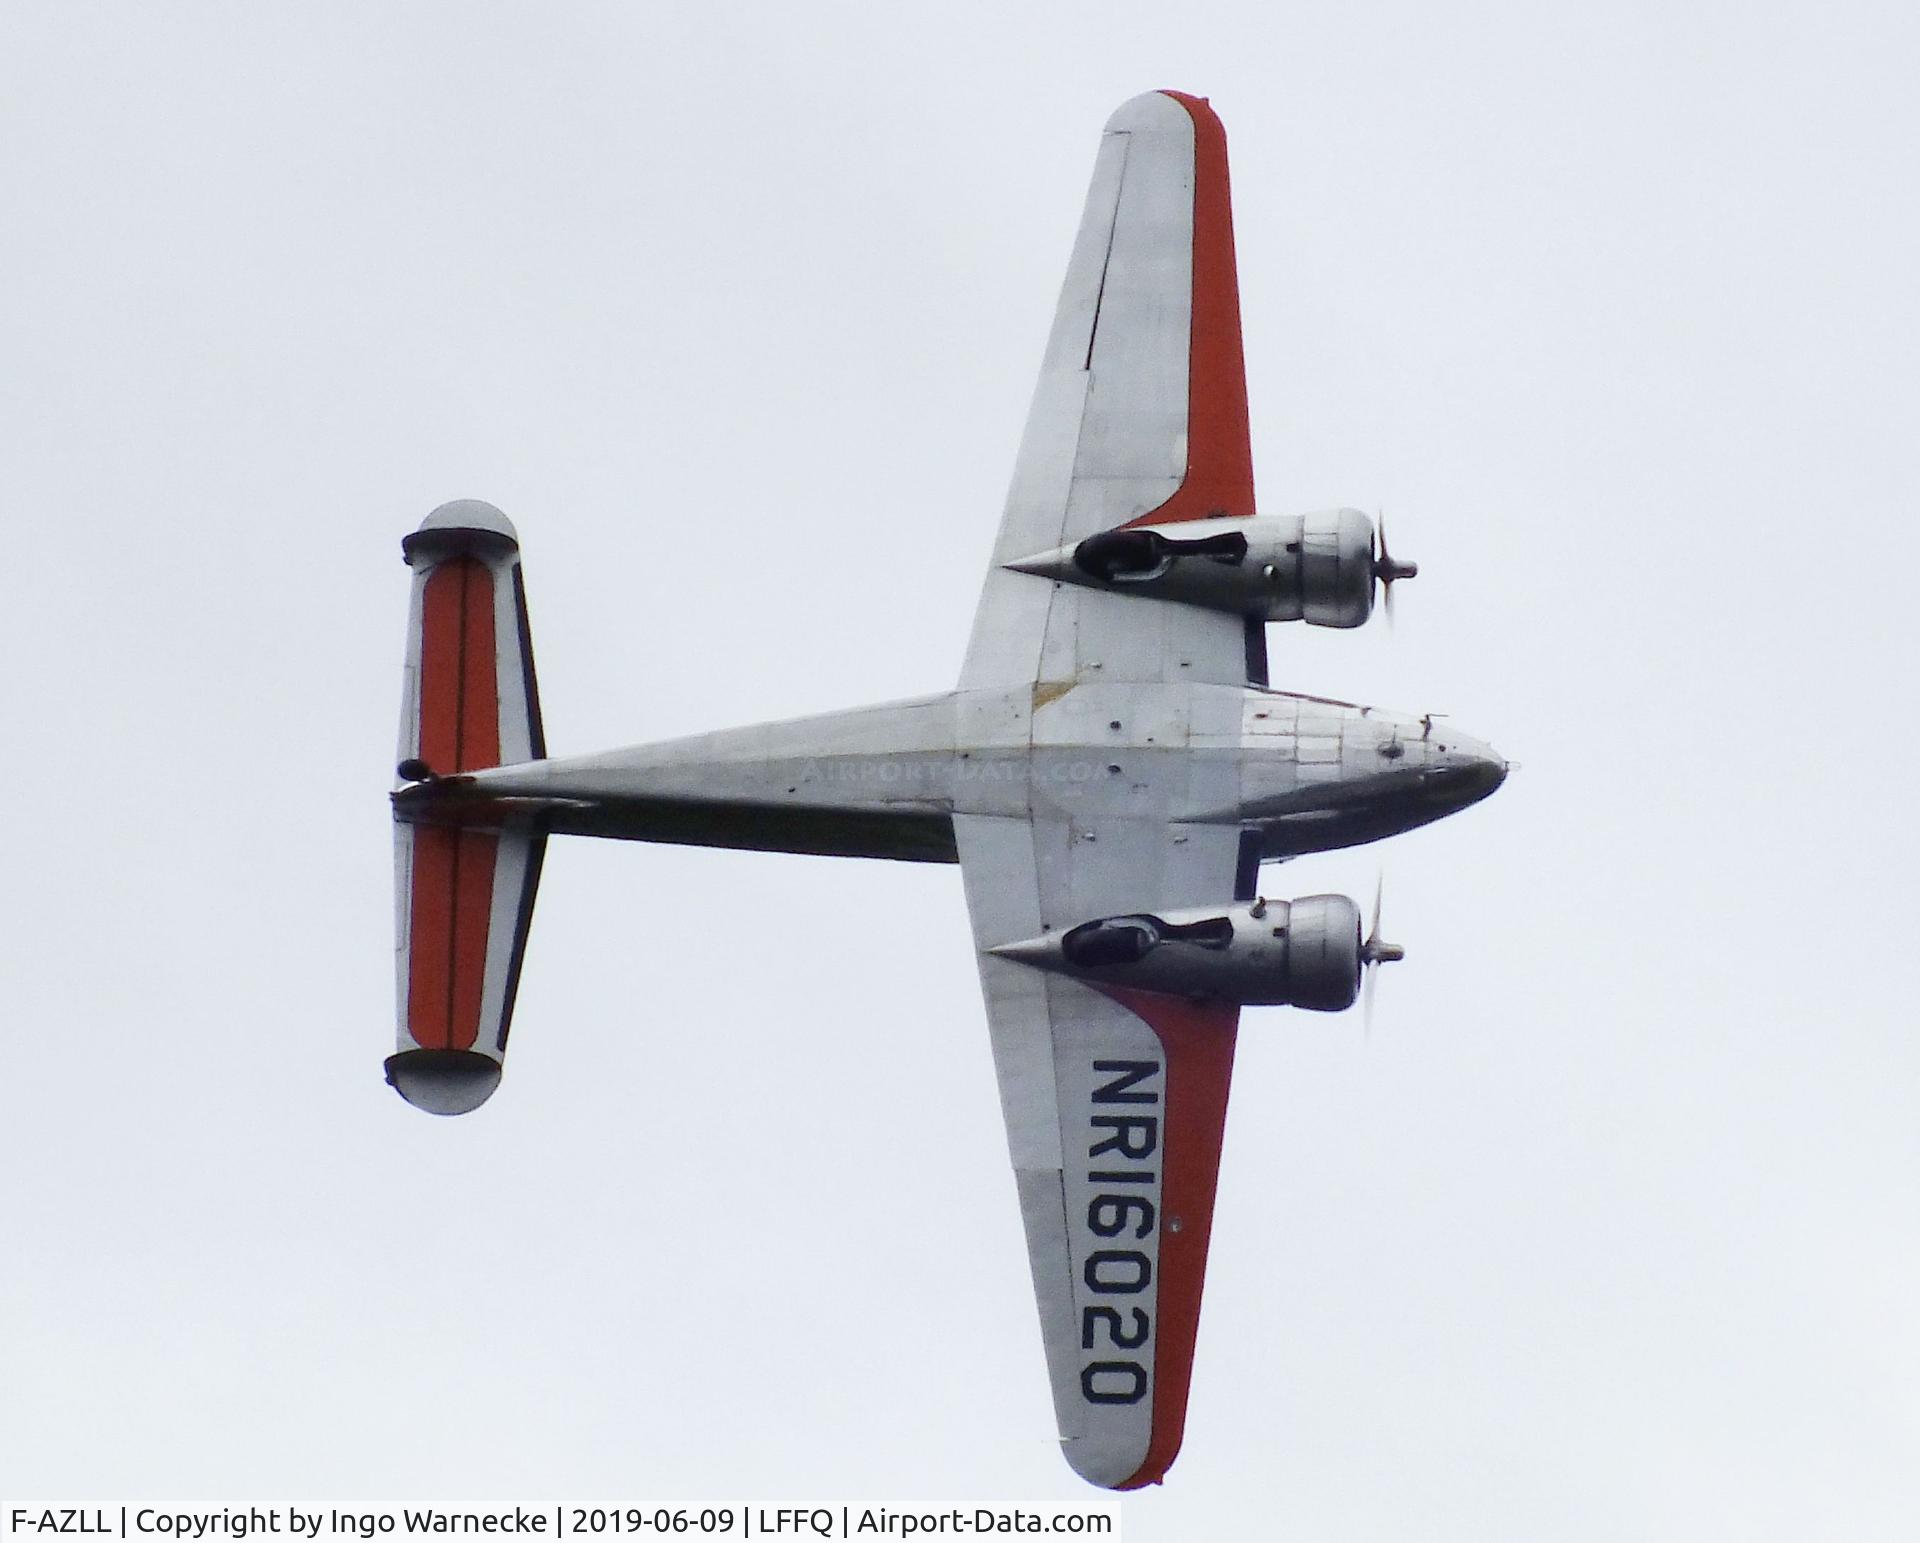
[399,680,1505,868]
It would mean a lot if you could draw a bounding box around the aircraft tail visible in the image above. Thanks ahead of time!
[387,500,546,1115]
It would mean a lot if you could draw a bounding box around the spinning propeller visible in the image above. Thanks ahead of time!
[1374,511,1418,625]
[1360,873,1405,1035]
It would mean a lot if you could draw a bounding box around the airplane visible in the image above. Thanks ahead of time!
[384,89,1506,1489]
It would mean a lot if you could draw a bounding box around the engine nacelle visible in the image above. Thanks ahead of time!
[990,895,1364,1011]
[1005,509,1409,628]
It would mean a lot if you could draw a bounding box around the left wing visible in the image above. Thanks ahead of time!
[956,810,1245,1489]
[961,90,1263,691]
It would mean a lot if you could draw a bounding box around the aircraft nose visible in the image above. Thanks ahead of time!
[1413,731,1507,809]
[1457,739,1509,801]
[1471,750,1508,797]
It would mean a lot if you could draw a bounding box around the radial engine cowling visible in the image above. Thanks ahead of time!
[990,895,1364,1011]
[1006,509,1403,628]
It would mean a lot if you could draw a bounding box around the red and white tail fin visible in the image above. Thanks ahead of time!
[388,500,546,1115]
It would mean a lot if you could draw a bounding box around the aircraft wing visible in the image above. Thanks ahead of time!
[954,89,1264,1487]
[960,90,1264,692]
[955,811,1245,1489]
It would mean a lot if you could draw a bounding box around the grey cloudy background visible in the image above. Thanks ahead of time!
[4,2,1916,1537]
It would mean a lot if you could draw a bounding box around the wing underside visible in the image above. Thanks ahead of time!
[958,89,1261,1488]
[961,90,1260,693]
[956,813,1242,1489]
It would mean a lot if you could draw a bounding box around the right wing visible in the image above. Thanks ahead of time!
[961,90,1264,691]
[955,811,1243,1490]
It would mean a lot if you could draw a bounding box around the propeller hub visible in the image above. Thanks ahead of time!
[1372,514,1415,625]
[1360,873,1402,1036]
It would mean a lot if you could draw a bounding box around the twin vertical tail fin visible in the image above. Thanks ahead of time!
[388,501,546,1115]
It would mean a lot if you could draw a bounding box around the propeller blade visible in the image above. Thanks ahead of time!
[1359,872,1404,1038]
[1373,509,1418,628]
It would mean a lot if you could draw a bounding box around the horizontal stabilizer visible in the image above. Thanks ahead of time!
[389,501,546,1115]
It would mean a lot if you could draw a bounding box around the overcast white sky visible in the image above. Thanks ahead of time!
[4,2,1918,1538]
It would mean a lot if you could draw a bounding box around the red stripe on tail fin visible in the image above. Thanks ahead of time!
[417,557,501,774]
[405,827,499,1051]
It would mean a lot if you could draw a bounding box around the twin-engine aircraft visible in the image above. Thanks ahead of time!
[387,90,1505,1489]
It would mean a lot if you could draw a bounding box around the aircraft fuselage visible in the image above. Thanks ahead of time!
[395,681,1505,870]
